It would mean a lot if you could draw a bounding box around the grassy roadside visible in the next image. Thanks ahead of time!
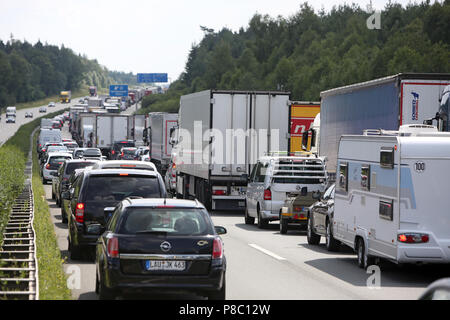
[32,130,72,300]
[14,87,87,111]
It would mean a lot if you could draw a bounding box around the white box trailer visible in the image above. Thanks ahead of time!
[148,112,178,175]
[320,73,450,177]
[95,114,130,153]
[40,118,53,129]
[78,113,97,147]
[176,90,290,210]
[128,115,147,147]
[333,125,450,267]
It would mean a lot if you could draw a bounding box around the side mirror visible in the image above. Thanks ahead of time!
[61,191,71,200]
[312,191,321,200]
[104,207,116,223]
[214,226,227,235]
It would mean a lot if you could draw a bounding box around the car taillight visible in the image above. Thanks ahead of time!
[75,203,84,223]
[398,233,429,244]
[213,190,226,196]
[111,150,115,155]
[45,164,50,169]
[107,237,119,258]
[42,149,46,152]
[212,237,223,259]
[264,188,272,200]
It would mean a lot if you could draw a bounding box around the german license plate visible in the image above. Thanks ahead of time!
[238,201,245,207]
[145,260,185,271]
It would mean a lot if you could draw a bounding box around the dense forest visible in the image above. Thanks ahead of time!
[0,37,136,107]
[139,0,450,114]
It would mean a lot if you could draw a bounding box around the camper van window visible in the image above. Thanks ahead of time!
[338,162,348,192]
[379,199,394,221]
[361,165,370,191]
[380,148,394,169]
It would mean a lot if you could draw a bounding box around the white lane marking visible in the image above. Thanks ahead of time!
[248,244,287,261]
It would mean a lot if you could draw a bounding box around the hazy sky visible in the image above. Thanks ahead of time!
[0,0,415,83]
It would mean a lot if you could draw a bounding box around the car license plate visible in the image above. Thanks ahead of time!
[145,260,186,271]
[238,201,245,207]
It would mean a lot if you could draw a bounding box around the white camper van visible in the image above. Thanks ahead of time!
[333,125,450,268]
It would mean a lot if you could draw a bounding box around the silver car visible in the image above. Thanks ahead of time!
[245,155,328,229]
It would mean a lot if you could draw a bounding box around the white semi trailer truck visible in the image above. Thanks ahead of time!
[174,90,290,210]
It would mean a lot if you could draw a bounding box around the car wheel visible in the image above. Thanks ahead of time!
[207,278,226,300]
[98,274,116,300]
[307,216,320,245]
[325,220,340,252]
[257,207,268,229]
[356,238,374,269]
[244,207,255,225]
[279,218,288,234]
[61,207,68,223]
[69,239,83,261]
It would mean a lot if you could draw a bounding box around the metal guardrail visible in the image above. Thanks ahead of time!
[0,182,38,300]
[0,127,40,300]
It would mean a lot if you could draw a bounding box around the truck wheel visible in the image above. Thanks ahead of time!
[244,207,255,225]
[325,220,340,252]
[307,217,320,245]
[279,218,288,234]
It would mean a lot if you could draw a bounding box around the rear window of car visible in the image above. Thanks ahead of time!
[74,150,85,157]
[118,208,214,236]
[49,156,71,166]
[115,142,134,149]
[84,150,101,156]
[64,143,78,149]
[47,147,68,152]
[85,175,161,201]
[65,162,96,175]
[123,149,137,155]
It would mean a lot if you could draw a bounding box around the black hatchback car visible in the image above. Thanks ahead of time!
[95,198,227,300]
[62,169,166,260]
[110,140,135,160]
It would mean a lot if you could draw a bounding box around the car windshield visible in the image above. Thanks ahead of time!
[118,208,214,236]
[65,162,96,175]
[85,175,161,201]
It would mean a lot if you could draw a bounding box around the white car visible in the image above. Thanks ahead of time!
[245,154,328,229]
[41,152,73,184]
[6,116,15,123]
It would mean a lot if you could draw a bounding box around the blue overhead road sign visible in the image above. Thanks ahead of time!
[137,73,168,83]
[109,85,129,97]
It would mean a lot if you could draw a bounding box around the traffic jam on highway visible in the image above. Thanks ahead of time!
[35,73,450,300]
